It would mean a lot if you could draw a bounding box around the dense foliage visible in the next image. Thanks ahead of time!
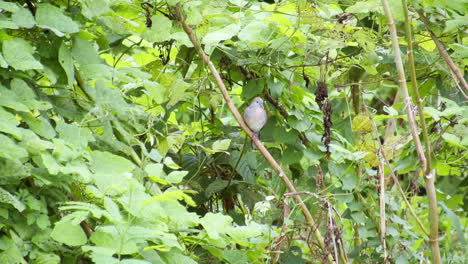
[0,0,466,263]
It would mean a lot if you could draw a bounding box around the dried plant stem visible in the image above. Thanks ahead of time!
[378,161,388,263]
[403,3,442,263]
[173,5,334,263]
[417,10,468,93]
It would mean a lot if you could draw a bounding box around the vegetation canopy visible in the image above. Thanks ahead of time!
[0,0,466,263]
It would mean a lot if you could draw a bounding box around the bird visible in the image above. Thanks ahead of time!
[243,97,267,148]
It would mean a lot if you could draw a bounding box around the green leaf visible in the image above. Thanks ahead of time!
[205,180,229,197]
[222,250,248,264]
[0,237,25,264]
[238,21,270,47]
[0,1,19,12]
[0,134,28,160]
[166,170,188,184]
[163,157,181,169]
[346,0,381,13]
[352,115,372,132]
[200,213,233,240]
[2,38,43,70]
[36,3,80,36]
[51,220,87,246]
[142,15,172,42]
[19,113,56,139]
[91,151,136,192]
[78,0,111,19]
[0,53,7,68]
[212,139,231,153]
[0,187,26,212]
[90,226,138,254]
[58,42,75,87]
[32,253,60,264]
[12,8,35,28]
[72,36,102,66]
[202,24,241,46]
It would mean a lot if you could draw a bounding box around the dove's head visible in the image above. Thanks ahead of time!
[252,97,264,106]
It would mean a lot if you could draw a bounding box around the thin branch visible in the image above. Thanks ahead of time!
[172,5,334,263]
[417,10,468,93]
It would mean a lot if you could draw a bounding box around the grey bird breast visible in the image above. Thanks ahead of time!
[244,98,267,132]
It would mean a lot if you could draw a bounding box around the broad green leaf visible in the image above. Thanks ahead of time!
[2,38,43,70]
[0,237,25,264]
[167,133,185,153]
[104,197,122,222]
[12,8,35,28]
[0,107,22,138]
[39,152,61,175]
[166,170,188,184]
[167,80,194,107]
[223,250,248,264]
[56,120,93,149]
[0,1,19,12]
[351,115,372,132]
[0,158,30,185]
[51,221,87,246]
[159,200,199,228]
[78,0,111,19]
[346,0,381,13]
[163,157,181,169]
[202,24,241,46]
[226,222,262,241]
[18,129,54,154]
[90,151,136,192]
[19,113,56,139]
[200,213,233,240]
[72,36,102,66]
[442,133,463,148]
[31,253,60,264]
[0,17,18,29]
[36,4,79,36]
[159,248,197,264]
[90,226,138,254]
[142,15,172,42]
[238,21,270,47]
[0,53,7,68]
[212,139,231,153]
[0,187,26,212]
[58,42,75,87]
[0,134,28,160]
[205,180,229,197]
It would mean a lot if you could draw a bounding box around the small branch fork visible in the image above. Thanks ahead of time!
[172,5,335,263]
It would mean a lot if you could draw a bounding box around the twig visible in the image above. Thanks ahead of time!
[172,5,334,263]
[417,10,468,93]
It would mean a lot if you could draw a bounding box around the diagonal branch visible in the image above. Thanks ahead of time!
[417,10,468,93]
[172,5,334,262]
